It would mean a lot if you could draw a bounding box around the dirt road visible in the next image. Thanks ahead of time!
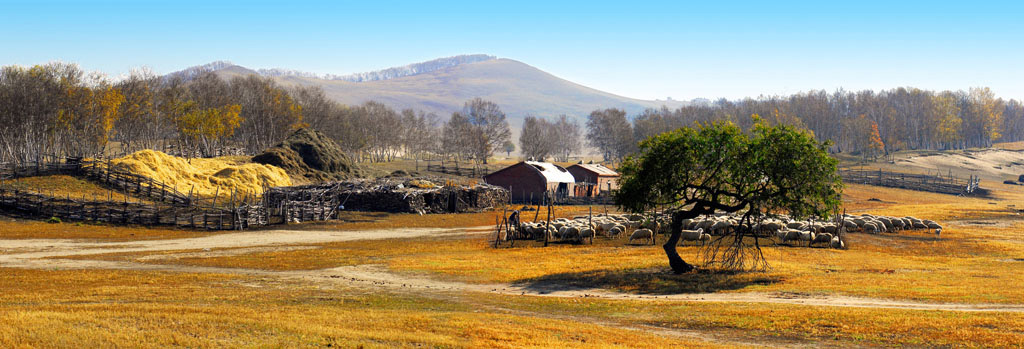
[2,227,1022,314]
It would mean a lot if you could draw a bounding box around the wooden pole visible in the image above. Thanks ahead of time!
[543,192,552,247]
[588,204,593,244]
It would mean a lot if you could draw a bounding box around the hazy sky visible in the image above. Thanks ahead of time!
[2,0,1022,101]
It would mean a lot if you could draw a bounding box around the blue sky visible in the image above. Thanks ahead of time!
[2,0,1023,101]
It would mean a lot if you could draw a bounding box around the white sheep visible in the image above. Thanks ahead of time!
[698,233,712,245]
[609,226,624,237]
[580,228,595,240]
[812,232,833,246]
[629,228,654,245]
[830,235,845,249]
[678,228,704,246]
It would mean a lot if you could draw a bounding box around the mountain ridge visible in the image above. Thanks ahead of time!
[167,55,686,126]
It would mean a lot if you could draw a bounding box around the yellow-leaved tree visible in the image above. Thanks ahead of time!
[932,94,962,149]
[169,100,243,158]
[55,77,125,157]
[968,87,1002,146]
[867,121,884,159]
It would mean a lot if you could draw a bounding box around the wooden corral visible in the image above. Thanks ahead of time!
[424,160,496,178]
[0,157,332,229]
[839,167,982,196]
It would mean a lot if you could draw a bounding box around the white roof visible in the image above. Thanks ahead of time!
[571,163,619,176]
[525,161,576,183]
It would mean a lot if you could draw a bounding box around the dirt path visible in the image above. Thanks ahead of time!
[0,226,493,260]
[303,265,1024,313]
[2,227,1023,314]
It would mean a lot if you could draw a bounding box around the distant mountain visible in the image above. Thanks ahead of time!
[257,54,497,82]
[169,55,685,127]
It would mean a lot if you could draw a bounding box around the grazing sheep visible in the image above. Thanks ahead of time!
[879,218,895,231]
[779,229,803,244]
[830,235,845,249]
[561,226,581,241]
[842,220,859,231]
[678,228,704,246]
[609,226,624,237]
[698,233,712,245]
[798,231,816,246]
[641,220,661,234]
[812,233,833,246]
[629,228,654,245]
[710,220,732,235]
[580,228,595,240]
[597,222,618,234]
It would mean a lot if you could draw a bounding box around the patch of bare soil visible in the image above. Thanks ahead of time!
[896,148,1024,182]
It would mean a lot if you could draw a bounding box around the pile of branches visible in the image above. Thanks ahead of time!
[264,177,508,214]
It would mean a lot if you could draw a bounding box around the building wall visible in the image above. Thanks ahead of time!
[567,166,618,197]
[483,163,546,203]
[597,176,619,194]
[485,162,577,203]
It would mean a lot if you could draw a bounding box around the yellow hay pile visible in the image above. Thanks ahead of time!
[111,150,292,198]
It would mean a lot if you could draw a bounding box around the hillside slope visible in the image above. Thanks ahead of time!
[195,57,682,125]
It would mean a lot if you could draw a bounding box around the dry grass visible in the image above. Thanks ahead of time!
[73,184,1024,304]
[994,141,1024,151]
[0,217,210,241]
[0,268,709,348]
[475,294,1024,347]
[3,175,145,203]
[5,174,1024,346]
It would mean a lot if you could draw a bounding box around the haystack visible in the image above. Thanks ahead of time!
[252,128,363,181]
[111,150,292,198]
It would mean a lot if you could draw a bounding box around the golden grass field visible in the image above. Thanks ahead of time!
[2,161,1024,346]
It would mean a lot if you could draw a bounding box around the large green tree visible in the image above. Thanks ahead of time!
[615,119,842,273]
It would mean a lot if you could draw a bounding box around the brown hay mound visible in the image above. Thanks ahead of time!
[252,128,363,181]
[112,150,291,198]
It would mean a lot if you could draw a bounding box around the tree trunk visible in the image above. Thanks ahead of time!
[665,210,695,273]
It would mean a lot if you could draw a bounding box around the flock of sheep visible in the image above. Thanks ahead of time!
[515,212,943,249]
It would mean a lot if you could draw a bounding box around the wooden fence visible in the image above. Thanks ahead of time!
[0,157,338,230]
[839,168,982,196]
[424,161,496,178]
[0,157,194,206]
[0,187,271,230]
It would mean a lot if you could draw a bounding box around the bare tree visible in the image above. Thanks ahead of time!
[228,75,304,154]
[114,68,170,155]
[460,98,510,164]
[519,116,554,161]
[552,114,581,162]
[586,108,634,161]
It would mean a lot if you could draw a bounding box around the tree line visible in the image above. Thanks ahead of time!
[0,62,516,165]
[0,62,305,161]
[4,62,1022,165]
[585,87,1024,162]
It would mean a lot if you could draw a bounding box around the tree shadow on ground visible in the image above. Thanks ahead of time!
[511,267,781,295]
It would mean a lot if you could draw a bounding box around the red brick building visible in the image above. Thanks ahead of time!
[566,163,619,197]
[483,161,576,203]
